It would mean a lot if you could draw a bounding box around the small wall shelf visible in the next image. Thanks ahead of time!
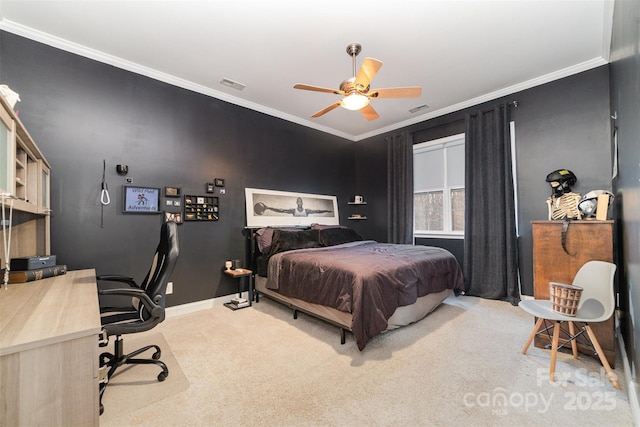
[184,194,219,221]
[347,196,368,220]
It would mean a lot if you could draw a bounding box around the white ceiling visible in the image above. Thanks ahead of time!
[0,0,613,141]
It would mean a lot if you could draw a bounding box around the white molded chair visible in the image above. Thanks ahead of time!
[519,260,619,389]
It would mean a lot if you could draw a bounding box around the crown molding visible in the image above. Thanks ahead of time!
[354,57,608,142]
[0,19,609,143]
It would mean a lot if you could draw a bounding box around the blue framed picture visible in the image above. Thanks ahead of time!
[122,186,161,214]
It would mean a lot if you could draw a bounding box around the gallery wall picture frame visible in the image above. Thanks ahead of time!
[122,186,161,214]
[245,187,339,227]
[164,211,183,224]
[165,186,181,197]
[184,194,219,221]
[214,178,225,187]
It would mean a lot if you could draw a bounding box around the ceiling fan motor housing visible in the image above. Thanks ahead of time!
[340,77,369,95]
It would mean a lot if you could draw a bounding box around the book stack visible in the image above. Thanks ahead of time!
[3,264,68,283]
[229,296,250,309]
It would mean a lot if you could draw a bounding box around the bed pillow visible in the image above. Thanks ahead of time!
[255,227,276,254]
[268,229,321,256]
[255,227,302,254]
[318,227,363,247]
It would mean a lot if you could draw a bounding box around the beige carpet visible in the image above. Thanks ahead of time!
[99,333,190,424]
[100,295,634,427]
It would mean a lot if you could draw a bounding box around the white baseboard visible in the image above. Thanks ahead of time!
[617,326,640,425]
[165,292,251,318]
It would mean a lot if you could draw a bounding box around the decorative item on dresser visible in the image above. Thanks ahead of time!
[531,220,615,365]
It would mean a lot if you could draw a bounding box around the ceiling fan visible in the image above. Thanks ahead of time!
[293,43,422,121]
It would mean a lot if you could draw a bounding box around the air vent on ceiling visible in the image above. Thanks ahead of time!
[219,78,246,91]
[409,104,429,114]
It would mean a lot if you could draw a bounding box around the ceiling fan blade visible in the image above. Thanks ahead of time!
[360,103,379,121]
[369,87,422,99]
[294,84,343,95]
[354,58,383,90]
[311,102,341,118]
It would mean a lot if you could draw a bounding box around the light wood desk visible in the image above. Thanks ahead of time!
[0,269,100,426]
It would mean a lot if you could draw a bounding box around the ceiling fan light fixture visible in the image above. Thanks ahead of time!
[293,42,420,120]
[340,93,369,110]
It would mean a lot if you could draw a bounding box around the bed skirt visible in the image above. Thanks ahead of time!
[254,275,452,337]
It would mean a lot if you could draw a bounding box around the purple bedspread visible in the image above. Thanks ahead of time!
[267,241,464,350]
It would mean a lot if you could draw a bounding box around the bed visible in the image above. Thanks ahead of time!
[247,225,465,350]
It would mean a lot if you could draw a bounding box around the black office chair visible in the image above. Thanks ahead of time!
[97,220,179,414]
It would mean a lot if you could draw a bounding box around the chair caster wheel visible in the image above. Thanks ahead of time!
[100,404,104,415]
[158,371,168,381]
[152,350,161,360]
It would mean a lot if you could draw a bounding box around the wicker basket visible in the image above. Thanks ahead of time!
[549,282,583,316]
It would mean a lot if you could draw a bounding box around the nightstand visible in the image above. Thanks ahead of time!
[223,268,253,310]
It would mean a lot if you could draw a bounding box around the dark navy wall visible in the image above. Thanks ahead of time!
[609,0,640,395]
[0,31,356,306]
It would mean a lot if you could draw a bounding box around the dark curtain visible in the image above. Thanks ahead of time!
[386,131,413,244]
[464,104,520,305]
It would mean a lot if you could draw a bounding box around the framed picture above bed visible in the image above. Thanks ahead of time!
[245,188,339,227]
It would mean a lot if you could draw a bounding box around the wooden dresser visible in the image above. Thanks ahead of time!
[531,220,615,366]
[0,269,101,426]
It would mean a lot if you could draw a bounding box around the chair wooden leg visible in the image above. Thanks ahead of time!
[568,321,579,359]
[550,320,561,382]
[522,317,544,355]
[585,325,621,390]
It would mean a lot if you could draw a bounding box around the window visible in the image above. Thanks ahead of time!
[413,133,465,238]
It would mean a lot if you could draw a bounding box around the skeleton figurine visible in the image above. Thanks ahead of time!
[545,169,581,220]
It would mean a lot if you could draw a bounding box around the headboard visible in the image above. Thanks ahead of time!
[244,224,364,277]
